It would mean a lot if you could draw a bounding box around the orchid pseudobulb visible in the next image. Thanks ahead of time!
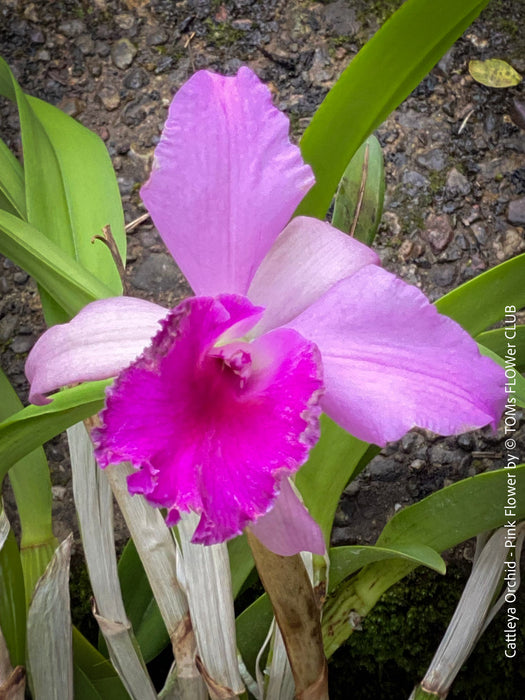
[25,67,505,556]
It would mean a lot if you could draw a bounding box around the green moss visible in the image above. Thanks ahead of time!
[204,18,244,47]
[329,566,525,699]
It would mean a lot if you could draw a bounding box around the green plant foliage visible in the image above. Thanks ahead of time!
[0,516,26,668]
[0,136,25,218]
[0,57,126,325]
[332,135,385,245]
[0,380,108,480]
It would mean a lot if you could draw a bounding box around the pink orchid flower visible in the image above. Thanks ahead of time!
[26,67,505,556]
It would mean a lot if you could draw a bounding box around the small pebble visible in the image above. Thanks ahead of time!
[111,38,137,70]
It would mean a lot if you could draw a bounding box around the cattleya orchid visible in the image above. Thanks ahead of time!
[26,67,505,556]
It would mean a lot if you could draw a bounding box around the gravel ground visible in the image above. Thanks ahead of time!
[1,0,524,673]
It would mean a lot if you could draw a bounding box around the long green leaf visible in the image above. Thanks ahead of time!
[0,58,125,282]
[0,380,108,481]
[0,506,26,667]
[0,136,25,218]
[235,594,273,679]
[0,57,125,325]
[115,539,169,664]
[328,543,445,592]
[0,209,115,317]
[27,95,126,286]
[297,0,489,219]
[0,368,54,548]
[436,253,525,334]
[477,325,525,372]
[0,369,57,604]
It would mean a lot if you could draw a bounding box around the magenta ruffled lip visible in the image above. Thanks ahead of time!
[93,294,324,546]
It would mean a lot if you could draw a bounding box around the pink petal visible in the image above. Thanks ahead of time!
[93,295,323,545]
[248,216,379,334]
[26,297,168,405]
[288,265,506,446]
[140,67,314,297]
[249,478,325,556]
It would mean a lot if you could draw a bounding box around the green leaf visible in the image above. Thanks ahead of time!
[332,135,385,245]
[476,325,525,372]
[0,57,125,325]
[0,136,25,218]
[0,507,26,667]
[235,594,273,679]
[0,368,57,604]
[377,466,525,552]
[27,94,126,289]
[73,627,130,699]
[296,415,371,544]
[469,58,522,88]
[0,380,108,482]
[435,253,525,335]
[115,539,169,664]
[0,209,115,318]
[323,466,525,658]
[297,0,489,219]
[0,58,125,286]
[228,534,254,599]
[329,543,445,592]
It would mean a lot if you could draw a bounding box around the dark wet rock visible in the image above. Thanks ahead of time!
[401,170,429,191]
[430,263,456,287]
[95,39,111,57]
[445,167,471,196]
[58,19,86,37]
[423,213,453,252]
[308,46,332,84]
[131,253,179,292]
[457,433,476,451]
[324,1,360,36]
[146,27,169,46]
[0,315,17,342]
[13,271,28,284]
[57,96,84,118]
[77,35,96,56]
[509,99,525,131]
[416,148,447,172]
[507,197,525,225]
[29,27,45,44]
[366,457,399,481]
[111,38,137,70]
[430,443,458,466]
[123,68,150,90]
[98,86,121,111]
[122,100,148,126]
[115,13,137,35]
[11,334,35,354]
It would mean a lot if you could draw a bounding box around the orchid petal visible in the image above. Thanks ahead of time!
[25,297,168,404]
[94,295,323,545]
[288,265,506,446]
[249,478,326,556]
[140,67,314,297]
[248,216,380,334]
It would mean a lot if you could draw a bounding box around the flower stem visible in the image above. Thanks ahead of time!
[246,531,328,700]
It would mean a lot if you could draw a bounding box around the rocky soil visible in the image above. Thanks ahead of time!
[0,0,524,692]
